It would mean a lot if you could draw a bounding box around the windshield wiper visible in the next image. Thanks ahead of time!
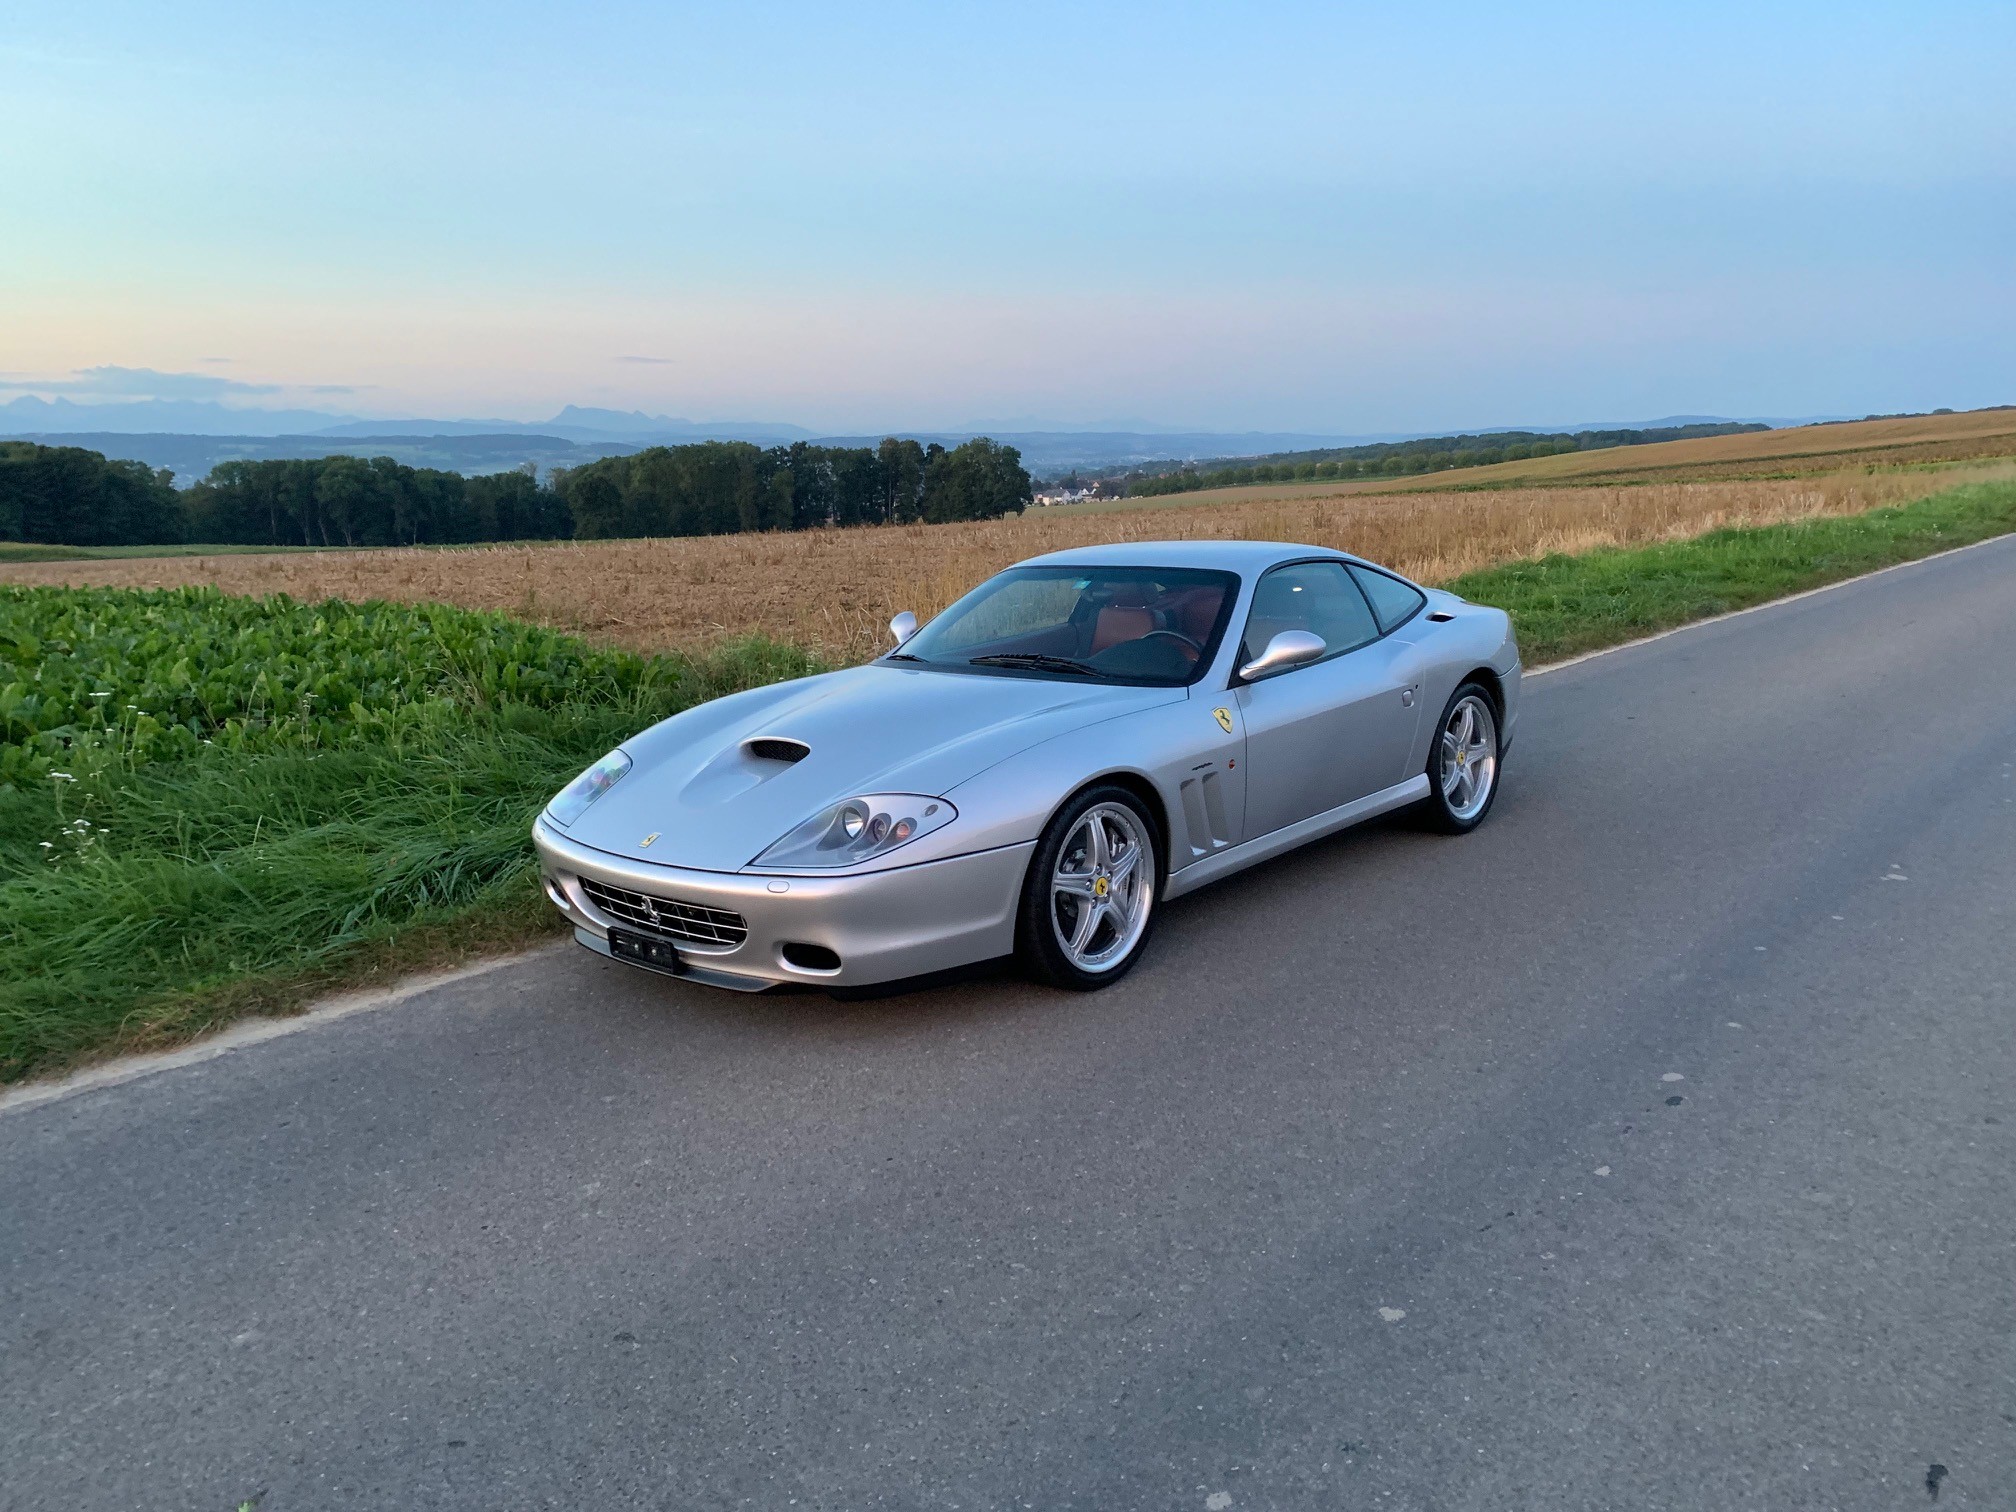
[883,651,927,662]
[968,653,1099,676]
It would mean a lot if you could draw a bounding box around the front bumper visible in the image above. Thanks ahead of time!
[532,816,1033,990]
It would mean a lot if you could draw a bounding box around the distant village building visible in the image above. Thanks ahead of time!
[1032,486,1098,507]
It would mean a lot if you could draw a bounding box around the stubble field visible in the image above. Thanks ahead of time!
[2,467,1999,664]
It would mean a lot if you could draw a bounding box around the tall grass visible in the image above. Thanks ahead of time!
[0,612,820,1081]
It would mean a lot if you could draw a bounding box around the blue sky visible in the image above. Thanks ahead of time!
[4,1,2010,431]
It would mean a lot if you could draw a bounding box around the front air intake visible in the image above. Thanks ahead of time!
[745,737,810,764]
[579,879,748,950]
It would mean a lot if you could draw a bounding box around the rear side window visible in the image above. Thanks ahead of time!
[1348,565,1427,633]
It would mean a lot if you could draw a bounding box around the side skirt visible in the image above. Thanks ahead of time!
[1160,774,1431,901]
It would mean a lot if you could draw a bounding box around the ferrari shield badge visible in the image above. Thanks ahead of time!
[640,832,660,848]
[1213,707,1234,734]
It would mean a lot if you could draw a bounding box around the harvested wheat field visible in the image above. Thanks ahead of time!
[1053,405,2016,518]
[1414,405,2016,488]
[8,468,1997,665]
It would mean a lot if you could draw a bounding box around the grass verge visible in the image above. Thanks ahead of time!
[0,541,338,564]
[4,477,2012,1083]
[0,592,820,1082]
[1448,477,2016,663]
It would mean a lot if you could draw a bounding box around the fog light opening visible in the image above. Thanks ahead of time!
[780,942,843,974]
[542,874,569,910]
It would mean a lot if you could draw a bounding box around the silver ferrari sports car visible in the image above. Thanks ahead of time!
[533,540,1519,992]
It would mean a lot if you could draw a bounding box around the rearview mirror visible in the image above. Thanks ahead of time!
[889,610,918,647]
[1239,629,1326,682]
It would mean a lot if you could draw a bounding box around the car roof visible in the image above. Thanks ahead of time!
[1015,539,1363,574]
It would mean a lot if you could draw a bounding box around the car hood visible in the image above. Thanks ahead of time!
[555,664,1183,872]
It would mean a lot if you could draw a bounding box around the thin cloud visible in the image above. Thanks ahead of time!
[0,366,279,400]
[620,355,676,365]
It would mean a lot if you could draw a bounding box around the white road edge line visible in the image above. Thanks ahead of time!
[0,942,568,1118]
[7,528,2011,1115]
[1525,529,2016,677]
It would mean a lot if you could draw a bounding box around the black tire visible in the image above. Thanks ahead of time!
[1015,784,1163,990]
[1419,680,1504,834]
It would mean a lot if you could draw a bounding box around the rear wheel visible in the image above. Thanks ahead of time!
[1421,682,1502,833]
[1016,785,1160,990]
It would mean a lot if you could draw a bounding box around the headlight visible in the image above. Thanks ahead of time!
[755,794,956,869]
[546,750,632,827]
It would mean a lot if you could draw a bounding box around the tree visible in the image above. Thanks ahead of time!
[0,442,183,545]
[920,437,1032,522]
[568,470,626,539]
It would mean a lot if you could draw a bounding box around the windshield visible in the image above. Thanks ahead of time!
[890,565,1239,685]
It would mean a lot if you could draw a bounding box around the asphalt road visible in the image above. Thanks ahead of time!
[6,539,2015,1512]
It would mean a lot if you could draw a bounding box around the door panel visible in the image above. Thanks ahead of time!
[1236,638,1422,837]
[1231,561,1425,839]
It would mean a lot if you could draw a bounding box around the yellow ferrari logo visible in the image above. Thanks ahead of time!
[1092,875,1110,898]
[1213,707,1234,734]
[640,832,659,848]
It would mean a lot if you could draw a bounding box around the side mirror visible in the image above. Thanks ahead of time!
[1239,629,1326,682]
[889,610,919,647]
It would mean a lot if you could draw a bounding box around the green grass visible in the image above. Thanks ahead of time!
[0,541,342,563]
[0,589,820,1081]
[4,477,2013,1083]
[1446,476,2016,663]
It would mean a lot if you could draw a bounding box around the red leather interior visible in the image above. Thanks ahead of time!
[1091,606,1157,652]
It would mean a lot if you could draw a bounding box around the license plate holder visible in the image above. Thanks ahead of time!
[608,928,688,975]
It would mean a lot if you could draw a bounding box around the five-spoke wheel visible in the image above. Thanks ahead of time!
[1423,682,1501,832]
[1017,786,1160,988]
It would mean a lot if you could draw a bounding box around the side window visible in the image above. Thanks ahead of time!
[1348,564,1427,632]
[1241,561,1380,665]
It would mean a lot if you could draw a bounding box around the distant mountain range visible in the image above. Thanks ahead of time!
[0,397,819,446]
[1,394,1846,481]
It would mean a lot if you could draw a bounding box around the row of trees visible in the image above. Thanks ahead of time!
[0,437,1032,548]
[1124,422,1767,498]
[562,437,1030,539]
[185,458,570,547]
[0,443,184,546]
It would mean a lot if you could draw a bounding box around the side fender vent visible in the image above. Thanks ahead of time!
[745,737,810,764]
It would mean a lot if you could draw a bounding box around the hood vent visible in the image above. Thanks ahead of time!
[744,737,810,765]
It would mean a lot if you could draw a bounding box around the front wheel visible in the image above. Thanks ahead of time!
[1016,785,1161,990]
[1421,683,1502,833]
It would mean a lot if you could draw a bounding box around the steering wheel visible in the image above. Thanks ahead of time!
[1137,629,1204,660]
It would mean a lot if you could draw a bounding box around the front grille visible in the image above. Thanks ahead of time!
[579,879,749,950]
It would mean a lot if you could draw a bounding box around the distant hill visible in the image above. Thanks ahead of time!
[313,407,819,445]
[0,395,361,436]
[543,406,816,443]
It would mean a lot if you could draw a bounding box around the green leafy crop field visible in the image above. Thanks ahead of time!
[0,587,818,1081]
